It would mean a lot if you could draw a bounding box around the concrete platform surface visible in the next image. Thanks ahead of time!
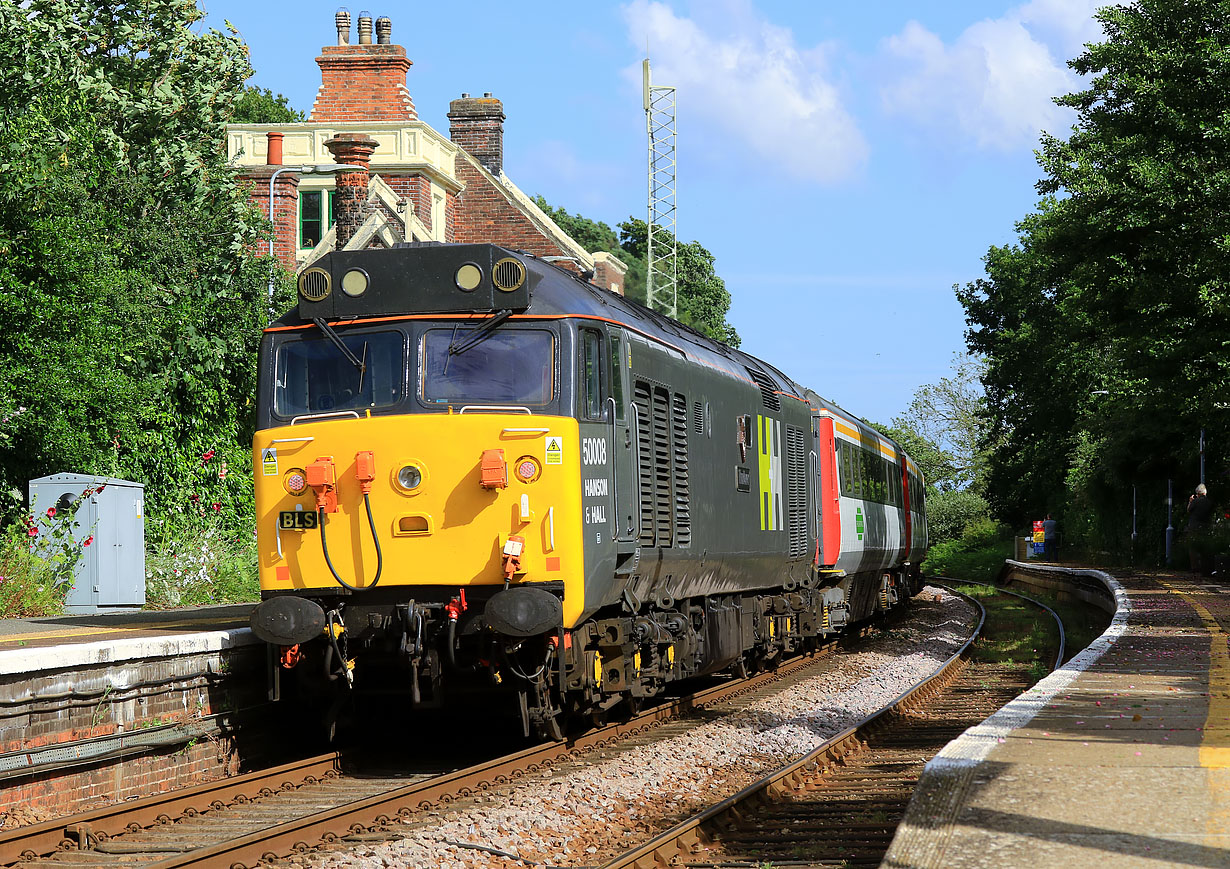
[884,565,1230,868]
[0,604,256,674]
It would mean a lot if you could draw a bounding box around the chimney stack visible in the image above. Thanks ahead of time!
[323,133,379,249]
[448,93,506,176]
[311,12,415,122]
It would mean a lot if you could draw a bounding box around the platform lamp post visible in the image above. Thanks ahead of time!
[266,163,365,316]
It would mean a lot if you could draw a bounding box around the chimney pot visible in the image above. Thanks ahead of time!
[357,10,372,44]
[266,131,284,166]
[461,92,470,98]
[484,92,492,98]
[335,7,351,45]
[375,16,391,44]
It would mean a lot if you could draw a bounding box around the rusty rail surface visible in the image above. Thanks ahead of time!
[597,590,991,869]
[1,640,840,868]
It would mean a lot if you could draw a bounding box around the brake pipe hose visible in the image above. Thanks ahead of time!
[319,493,384,591]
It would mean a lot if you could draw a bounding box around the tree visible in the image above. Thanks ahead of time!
[533,197,740,346]
[959,0,1230,546]
[894,354,991,493]
[230,86,306,124]
[617,218,740,347]
[0,0,269,530]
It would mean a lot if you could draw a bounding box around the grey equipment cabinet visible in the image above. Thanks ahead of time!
[27,474,146,614]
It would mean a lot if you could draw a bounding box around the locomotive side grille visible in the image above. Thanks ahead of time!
[634,381,655,546]
[673,393,691,547]
[692,401,704,435]
[652,386,674,547]
[786,425,808,559]
[745,367,782,412]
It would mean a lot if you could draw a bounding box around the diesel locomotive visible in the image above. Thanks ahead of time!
[249,242,928,738]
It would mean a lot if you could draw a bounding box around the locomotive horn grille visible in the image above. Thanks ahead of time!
[299,267,332,302]
[492,257,526,293]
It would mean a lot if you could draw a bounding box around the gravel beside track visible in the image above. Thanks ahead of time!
[299,587,976,869]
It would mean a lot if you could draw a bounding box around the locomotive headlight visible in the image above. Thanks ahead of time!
[341,268,370,297]
[394,462,426,494]
[283,468,308,496]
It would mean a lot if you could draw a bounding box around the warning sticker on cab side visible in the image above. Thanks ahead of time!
[261,447,278,476]
[545,436,563,466]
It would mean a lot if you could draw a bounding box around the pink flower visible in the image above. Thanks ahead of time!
[26,527,37,538]
[201,449,215,464]
[82,536,93,548]
[46,507,56,518]
[211,503,221,512]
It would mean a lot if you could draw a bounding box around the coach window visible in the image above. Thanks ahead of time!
[581,328,604,419]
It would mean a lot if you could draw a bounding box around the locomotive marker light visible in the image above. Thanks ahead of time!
[340,268,370,297]
[283,468,308,496]
[455,262,483,292]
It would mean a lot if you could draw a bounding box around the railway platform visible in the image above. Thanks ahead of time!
[885,563,1230,868]
[0,605,265,823]
[0,603,254,662]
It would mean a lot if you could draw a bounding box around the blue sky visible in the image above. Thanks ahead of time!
[201,0,1104,425]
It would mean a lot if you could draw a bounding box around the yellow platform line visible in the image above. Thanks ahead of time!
[1158,580,1230,842]
[0,619,246,645]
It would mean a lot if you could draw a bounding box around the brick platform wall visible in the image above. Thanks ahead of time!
[0,643,281,826]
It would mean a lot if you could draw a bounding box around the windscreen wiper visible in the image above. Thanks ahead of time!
[311,317,366,375]
[448,309,513,356]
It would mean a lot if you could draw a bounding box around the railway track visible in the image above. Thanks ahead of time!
[597,581,1066,869]
[0,627,879,869]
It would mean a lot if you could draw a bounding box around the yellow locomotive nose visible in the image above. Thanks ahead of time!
[252,412,585,625]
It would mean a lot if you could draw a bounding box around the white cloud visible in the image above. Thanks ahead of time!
[880,0,1103,151]
[621,0,866,185]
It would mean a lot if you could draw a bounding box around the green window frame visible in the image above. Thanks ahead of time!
[299,189,336,250]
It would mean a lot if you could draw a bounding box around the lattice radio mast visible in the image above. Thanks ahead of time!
[643,58,678,319]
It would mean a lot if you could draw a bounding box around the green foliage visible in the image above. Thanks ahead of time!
[893,355,991,493]
[618,218,740,346]
[927,489,992,543]
[0,0,270,548]
[0,493,91,617]
[959,0,1230,552]
[922,517,1012,582]
[145,523,259,608]
[230,86,306,124]
[532,197,740,346]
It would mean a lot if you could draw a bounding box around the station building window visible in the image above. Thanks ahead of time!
[300,189,336,250]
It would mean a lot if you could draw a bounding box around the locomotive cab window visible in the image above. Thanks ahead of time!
[421,328,555,407]
[609,330,626,422]
[580,328,605,419]
[274,330,403,418]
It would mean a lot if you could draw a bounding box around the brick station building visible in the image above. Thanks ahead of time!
[228,10,627,294]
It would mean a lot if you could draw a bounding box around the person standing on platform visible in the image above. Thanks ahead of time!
[1187,484,1213,573]
[1042,514,1059,560]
